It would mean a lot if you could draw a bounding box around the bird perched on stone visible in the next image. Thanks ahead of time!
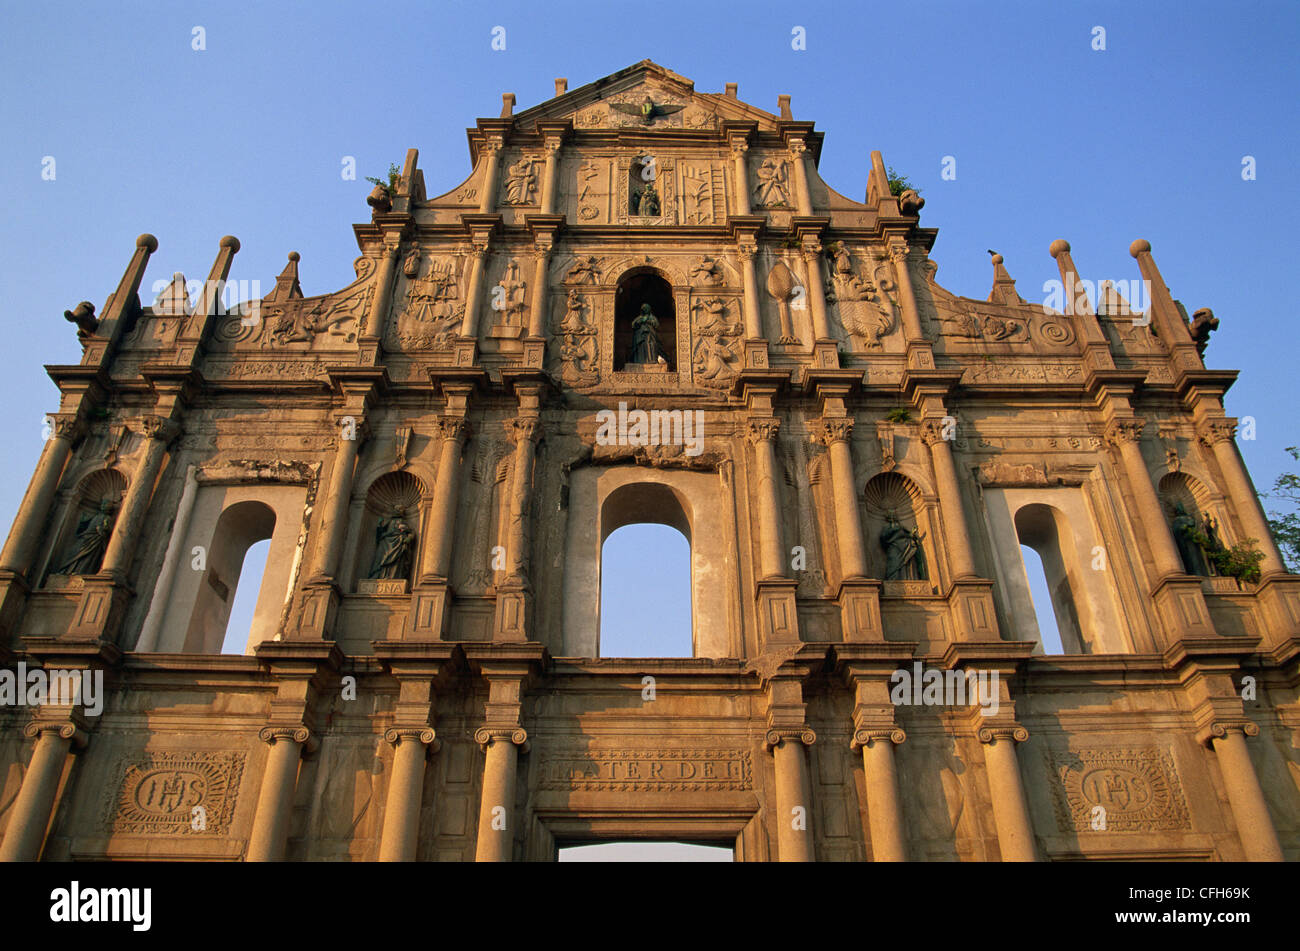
[64,301,99,336]
[611,96,685,125]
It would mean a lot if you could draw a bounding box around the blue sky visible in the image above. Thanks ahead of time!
[2,1,1296,652]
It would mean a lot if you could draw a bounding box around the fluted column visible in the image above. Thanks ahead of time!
[819,418,868,579]
[730,138,751,215]
[246,726,310,862]
[1208,721,1284,861]
[1199,420,1287,576]
[459,243,489,340]
[922,419,977,579]
[311,417,364,580]
[1106,419,1185,579]
[379,727,439,862]
[747,418,786,580]
[767,728,816,862]
[100,416,178,578]
[362,239,401,339]
[978,726,1036,861]
[0,415,81,576]
[0,722,83,862]
[852,727,908,861]
[421,417,469,580]
[477,142,502,214]
[474,727,527,862]
[888,241,925,342]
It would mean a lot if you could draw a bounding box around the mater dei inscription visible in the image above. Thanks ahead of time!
[0,60,1296,863]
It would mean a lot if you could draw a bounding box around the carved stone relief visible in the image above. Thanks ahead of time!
[1048,747,1191,832]
[102,751,245,836]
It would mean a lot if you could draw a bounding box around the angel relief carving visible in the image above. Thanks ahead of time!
[551,289,599,386]
[691,297,742,388]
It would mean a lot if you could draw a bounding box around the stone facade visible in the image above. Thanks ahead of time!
[1,60,1298,862]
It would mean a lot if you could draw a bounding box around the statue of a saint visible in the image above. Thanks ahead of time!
[628,303,667,365]
[881,515,927,581]
[635,181,660,216]
[1170,503,1210,576]
[504,159,537,205]
[368,512,415,581]
[54,498,116,576]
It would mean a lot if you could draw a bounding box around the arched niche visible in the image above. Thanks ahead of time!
[561,466,734,658]
[1158,471,1229,577]
[352,471,425,591]
[614,267,676,371]
[43,467,128,584]
[862,472,933,586]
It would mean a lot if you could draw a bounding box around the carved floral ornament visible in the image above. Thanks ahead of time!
[1105,418,1146,447]
[507,417,542,444]
[818,417,855,445]
[1198,420,1237,447]
[746,417,780,444]
[438,416,471,442]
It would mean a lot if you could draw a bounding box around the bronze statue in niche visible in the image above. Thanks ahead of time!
[368,512,415,581]
[881,515,927,581]
[54,498,116,575]
[629,303,667,365]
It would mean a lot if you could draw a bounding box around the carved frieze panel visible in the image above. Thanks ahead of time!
[1048,747,1190,832]
[539,748,752,792]
[102,751,245,836]
[961,363,1084,385]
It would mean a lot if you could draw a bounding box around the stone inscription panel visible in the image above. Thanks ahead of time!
[1048,748,1190,832]
[102,751,246,836]
[540,748,752,792]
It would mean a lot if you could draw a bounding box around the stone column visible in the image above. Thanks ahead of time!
[767,728,816,862]
[526,248,551,340]
[361,239,401,339]
[311,417,364,581]
[473,727,527,862]
[0,722,82,862]
[503,418,541,582]
[100,416,178,578]
[540,138,561,215]
[477,142,502,214]
[459,242,490,340]
[978,726,1037,861]
[1106,419,1185,579]
[747,418,786,580]
[420,417,469,580]
[738,239,762,340]
[820,418,868,579]
[889,241,926,342]
[922,418,977,579]
[379,727,438,862]
[789,140,813,215]
[246,726,310,862]
[1208,722,1284,861]
[730,138,751,215]
[852,728,908,861]
[1199,420,1287,576]
[0,415,80,576]
[801,240,833,343]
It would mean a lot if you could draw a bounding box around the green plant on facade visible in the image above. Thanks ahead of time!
[885,407,912,424]
[886,166,919,198]
[366,163,402,197]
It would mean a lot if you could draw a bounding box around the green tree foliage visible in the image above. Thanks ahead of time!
[1264,446,1300,572]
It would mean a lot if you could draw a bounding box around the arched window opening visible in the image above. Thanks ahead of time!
[1014,503,1088,654]
[614,269,675,371]
[598,482,692,657]
[184,500,276,654]
[220,538,271,654]
[559,841,732,862]
[1019,543,1064,654]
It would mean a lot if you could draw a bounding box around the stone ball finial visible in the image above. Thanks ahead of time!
[1049,239,1070,258]
[288,251,300,262]
[1129,238,1151,258]
[990,253,1004,266]
[220,235,241,252]
[136,234,158,252]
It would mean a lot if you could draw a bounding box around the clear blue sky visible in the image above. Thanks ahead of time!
[2,3,1295,650]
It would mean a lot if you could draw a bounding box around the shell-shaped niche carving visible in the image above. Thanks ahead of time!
[862,471,923,519]
[78,467,128,505]
[1158,472,1211,517]
[365,471,425,516]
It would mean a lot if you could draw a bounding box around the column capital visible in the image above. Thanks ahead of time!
[506,417,542,444]
[1197,418,1237,447]
[736,236,758,259]
[977,724,1029,744]
[765,727,816,750]
[816,416,854,445]
[384,726,441,753]
[1202,718,1259,745]
[800,236,823,257]
[887,240,911,264]
[851,727,906,750]
[22,719,89,749]
[474,726,528,752]
[438,415,471,442]
[258,724,317,749]
[729,137,750,156]
[920,418,951,447]
[745,417,781,444]
[787,136,808,156]
[1105,417,1146,447]
[47,413,87,442]
[138,415,181,444]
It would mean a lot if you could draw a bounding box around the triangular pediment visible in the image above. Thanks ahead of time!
[508,60,781,133]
